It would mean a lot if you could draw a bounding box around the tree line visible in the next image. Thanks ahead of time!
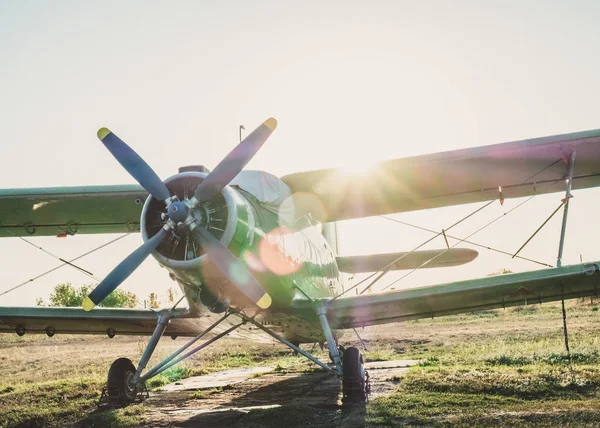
[39,269,513,308]
[36,282,174,309]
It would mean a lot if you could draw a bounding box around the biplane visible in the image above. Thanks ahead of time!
[1,119,600,403]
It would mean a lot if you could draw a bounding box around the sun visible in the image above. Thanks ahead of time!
[338,159,377,176]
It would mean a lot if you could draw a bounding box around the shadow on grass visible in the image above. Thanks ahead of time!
[167,371,367,427]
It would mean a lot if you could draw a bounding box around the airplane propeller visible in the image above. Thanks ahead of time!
[83,119,278,311]
[82,229,167,311]
[97,128,171,202]
[194,118,277,202]
[191,225,272,310]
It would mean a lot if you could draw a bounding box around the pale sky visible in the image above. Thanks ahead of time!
[1,1,600,306]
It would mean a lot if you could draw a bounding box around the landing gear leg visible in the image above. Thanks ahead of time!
[102,311,239,405]
[317,302,369,403]
[105,313,170,404]
[316,304,342,376]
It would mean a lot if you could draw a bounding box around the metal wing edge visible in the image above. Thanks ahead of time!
[0,184,148,237]
[281,128,600,221]
[329,261,600,329]
[0,306,202,337]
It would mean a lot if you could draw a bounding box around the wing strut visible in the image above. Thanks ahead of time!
[557,152,577,370]
[557,151,576,267]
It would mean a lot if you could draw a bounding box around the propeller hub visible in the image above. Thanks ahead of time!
[168,201,189,223]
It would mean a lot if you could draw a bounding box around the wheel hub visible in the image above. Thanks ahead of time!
[125,371,136,396]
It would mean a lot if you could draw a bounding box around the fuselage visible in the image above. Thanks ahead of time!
[140,171,342,343]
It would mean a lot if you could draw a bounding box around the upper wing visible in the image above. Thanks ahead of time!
[281,129,600,221]
[336,248,478,273]
[0,185,147,237]
[329,261,600,329]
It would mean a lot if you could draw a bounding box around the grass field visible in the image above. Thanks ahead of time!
[2,299,600,427]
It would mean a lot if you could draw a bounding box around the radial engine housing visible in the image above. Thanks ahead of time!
[140,171,254,290]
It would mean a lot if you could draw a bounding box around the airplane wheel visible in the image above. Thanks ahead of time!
[342,346,366,404]
[107,358,137,404]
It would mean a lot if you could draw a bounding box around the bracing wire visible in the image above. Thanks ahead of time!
[379,177,565,292]
[333,199,496,300]
[380,216,553,268]
[0,233,132,297]
[335,157,568,298]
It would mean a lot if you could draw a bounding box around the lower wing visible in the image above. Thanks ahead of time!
[0,307,201,337]
[329,261,600,329]
[0,306,279,344]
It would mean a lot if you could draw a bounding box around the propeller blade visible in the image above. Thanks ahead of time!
[82,228,167,311]
[192,226,272,309]
[194,118,277,202]
[97,127,171,202]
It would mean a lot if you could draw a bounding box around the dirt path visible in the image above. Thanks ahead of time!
[142,360,417,427]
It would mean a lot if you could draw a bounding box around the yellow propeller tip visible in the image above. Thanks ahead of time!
[256,293,272,309]
[97,127,111,140]
[82,297,96,312]
[263,118,277,131]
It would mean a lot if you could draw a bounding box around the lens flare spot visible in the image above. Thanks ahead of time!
[243,250,267,272]
[278,192,327,228]
[259,227,302,275]
[228,261,249,287]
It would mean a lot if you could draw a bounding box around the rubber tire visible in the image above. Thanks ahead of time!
[107,357,137,404]
[342,346,365,404]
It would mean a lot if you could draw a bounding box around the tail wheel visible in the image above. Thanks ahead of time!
[107,357,138,404]
[342,346,366,403]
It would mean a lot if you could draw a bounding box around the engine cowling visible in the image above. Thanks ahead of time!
[140,171,257,309]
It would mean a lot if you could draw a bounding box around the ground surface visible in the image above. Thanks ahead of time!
[2,299,600,427]
[142,360,416,427]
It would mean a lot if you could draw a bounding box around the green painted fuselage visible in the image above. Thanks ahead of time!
[154,185,341,342]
